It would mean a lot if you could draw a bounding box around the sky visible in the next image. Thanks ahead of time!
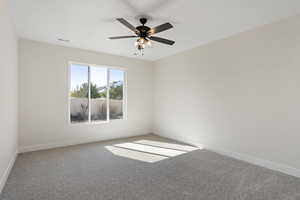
[70,64,124,91]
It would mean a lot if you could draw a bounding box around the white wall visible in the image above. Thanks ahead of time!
[19,39,153,152]
[0,0,18,192]
[153,15,300,170]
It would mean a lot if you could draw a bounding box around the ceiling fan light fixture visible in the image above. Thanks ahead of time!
[139,38,145,44]
[134,38,149,49]
[109,17,175,55]
[146,40,152,47]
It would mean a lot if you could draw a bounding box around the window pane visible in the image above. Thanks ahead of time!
[70,64,89,123]
[90,67,107,122]
[109,69,124,120]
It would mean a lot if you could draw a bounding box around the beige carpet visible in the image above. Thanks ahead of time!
[1,134,300,200]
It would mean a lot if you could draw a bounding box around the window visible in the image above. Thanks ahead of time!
[69,63,126,124]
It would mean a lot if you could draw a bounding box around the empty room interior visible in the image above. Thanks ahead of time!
[2,0,300,199]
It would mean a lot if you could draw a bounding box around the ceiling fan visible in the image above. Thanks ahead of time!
[109,18,175,54]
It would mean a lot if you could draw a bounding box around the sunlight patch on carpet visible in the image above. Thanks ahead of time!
[105,140,200,163]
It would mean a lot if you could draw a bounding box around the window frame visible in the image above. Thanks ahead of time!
[68,61,127,125]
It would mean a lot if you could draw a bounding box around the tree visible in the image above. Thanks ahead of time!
[70,81,123,99]
[109,81,123,100]
[70,82,106,98]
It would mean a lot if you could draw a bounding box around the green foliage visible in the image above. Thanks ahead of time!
[109,81,123,100]
[70,81,123,99]
[70,82,106,98]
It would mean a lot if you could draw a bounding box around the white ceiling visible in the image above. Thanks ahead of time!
[10,0,300,60]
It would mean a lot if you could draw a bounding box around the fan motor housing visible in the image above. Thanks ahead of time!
[136,26,151,37]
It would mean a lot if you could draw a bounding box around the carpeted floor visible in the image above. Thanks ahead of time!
[1,134,300,200]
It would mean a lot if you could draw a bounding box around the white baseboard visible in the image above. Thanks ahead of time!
[0,150,18,194]
[205,145,300,178]
[19,131,300,179]
[19,131,150,153]
[152,131,203,148]
[154,132,300,178]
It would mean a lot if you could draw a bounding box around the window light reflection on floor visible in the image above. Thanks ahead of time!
[105,140,201,163]
[134,140,199,152]
[105,146,168,163]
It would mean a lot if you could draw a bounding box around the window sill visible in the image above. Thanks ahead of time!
[69,118,126,126]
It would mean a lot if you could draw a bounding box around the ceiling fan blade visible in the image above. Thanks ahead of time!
[149,36,175,45]
[149,23,173,35]
[109,36,138,39]
[116,18,139,34]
